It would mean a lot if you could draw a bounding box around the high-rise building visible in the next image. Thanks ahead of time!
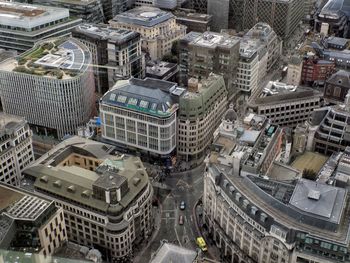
[32,0,104,23]
[0,38,95,139]
[0,114,34,187]
[100,78,183,158]
[178,31,240,99]
[0,183,67,261]
[208,0,304,40]
[0,1,81,53]
[177,74,227,162]
[248,81,323,128]
[73,23,144,94]
[22,136,153,262]
[109,6,186,60]
[174,9,212,33]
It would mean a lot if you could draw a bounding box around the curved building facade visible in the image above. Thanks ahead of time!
[0,38,95,139]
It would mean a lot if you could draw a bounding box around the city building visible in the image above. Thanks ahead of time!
[307,93,350,155]
[146,61,178,82]
[188,0,207,14]
[22,136,153,262]
[174,9,212,33]
[32,0,104,23]
[204,107,350,263]
[100,78,184,158]
[210,109,283,176]
[207,0,304,40]
[0,37,95,139]
[311,42,350,69]
[0,183,67,261]
[109,6,186,60]
[248,81,323,128]
[73,23,144,94]
[301,56,336,86]
[324,70,350,104]
[34,0,127,22]
[315,0,350,38]
[130,0,178,9]
[178,31,240,99]
[286,56,302,86]
[177,74,228,162]
[149,240,198,263]
[323,36,349,50]
[0,1,81,53]
[244,23,282,72]
[236,37,268,97]
[0,114,34,187]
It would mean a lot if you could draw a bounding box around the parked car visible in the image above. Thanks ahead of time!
[179,215,184,225]
[180,201,186,210]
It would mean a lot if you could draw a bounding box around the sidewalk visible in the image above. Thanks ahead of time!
[133,203,162,263]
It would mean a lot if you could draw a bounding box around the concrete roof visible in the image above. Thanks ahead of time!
[289,179,346,224]
[150,242,197,263]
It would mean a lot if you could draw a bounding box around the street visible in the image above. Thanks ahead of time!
[134,165,205,262]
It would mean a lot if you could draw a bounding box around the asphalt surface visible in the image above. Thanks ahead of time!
[134,165,205,262]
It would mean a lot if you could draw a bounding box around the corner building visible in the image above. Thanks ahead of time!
[0,37,95,139]
[23,136,153,262]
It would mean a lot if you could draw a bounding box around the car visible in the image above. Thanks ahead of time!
[179,215,184,225]
[180,201,186,210]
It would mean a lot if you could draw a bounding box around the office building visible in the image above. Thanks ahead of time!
[178,31,240,98]
[210,109,283,176]
[286,56,302,86]
[131,0,178,9]
[0,114,34,187]
[177,74,228,162]
[324,70,350,104]
[308,94,350,155]
[174,9,212,33]
[146,61,178,82]
[323,36,349,50]
[203,164,350,263]
[0,1,81,53]
[208,0,304,39]
[32,0,104,23]
[34,0,127,22]
[311,42,350,69]
[237,37,268,97]
[244,23,282,72]
[301,56,335,86]
[189,0,207,14]
[109,6,186,60]
[315,0,350,38]
[0,183,67,261]
[100,78,184,158]
[22,136,153,262]
[248,81,323,128]
[0,38,95,139]
[73,23,144,94]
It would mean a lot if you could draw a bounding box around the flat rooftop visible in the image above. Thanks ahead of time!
[0,1,69,29]
[111,6,174,27]
[290,179,346,224]
[190,31,239,48]
[0,186,24,212]
[74,24,139,43]
[292,151,329,174]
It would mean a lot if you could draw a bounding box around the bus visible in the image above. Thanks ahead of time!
[196,237,208,252]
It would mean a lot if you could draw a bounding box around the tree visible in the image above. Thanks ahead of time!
[302,169,317,180]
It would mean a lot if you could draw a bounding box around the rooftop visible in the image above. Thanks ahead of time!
[111,6,174,27]
[245,22,276,42]
[174,9,212,21]
[150,241,197,263]
[291,151,329,174]
[189,31,239,49]
[325,36,349,47]
[73,23,140,43]
[146,61,177,78]
[0,113,27,137]
[101,78,185,118]
[0,1,70,29]
[0,38,91,79]
[327,70,350,86]
[289,179,346,224]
